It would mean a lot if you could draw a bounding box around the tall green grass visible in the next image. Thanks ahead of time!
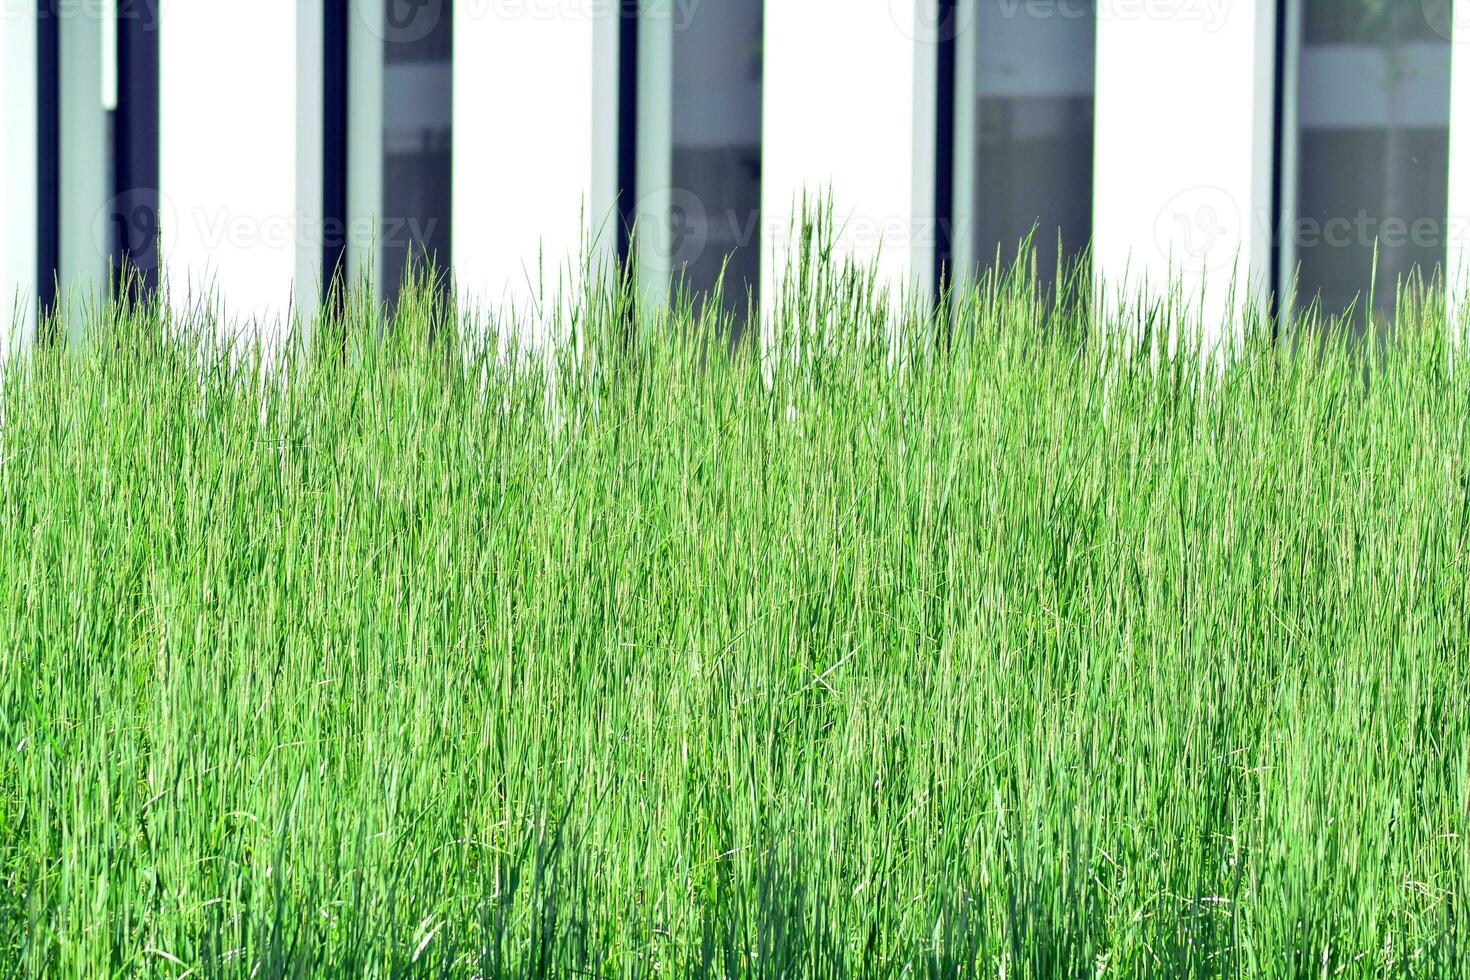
[2,236,1468,978]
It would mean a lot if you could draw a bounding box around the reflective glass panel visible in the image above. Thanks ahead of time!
[669,0,763,324]
[1291,0,1452,327]
[966,0,1095,286]
[382,0,452,303]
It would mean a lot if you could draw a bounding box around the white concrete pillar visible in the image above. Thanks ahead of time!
[761,0,940,309]
[2,4,38,352]
[1093,0,1277,345]
[159,0,317,338]
[453,1,620,338]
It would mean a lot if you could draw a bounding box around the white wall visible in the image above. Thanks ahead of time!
[160,0,310,338]
[2,7,38,352]
[762,0,937,309]
[1093,0,1277,345]
[453,1,619,337]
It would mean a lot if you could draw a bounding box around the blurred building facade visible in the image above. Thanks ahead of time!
[3,0,1469,345]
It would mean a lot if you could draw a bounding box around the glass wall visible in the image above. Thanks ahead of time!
[381,0,452,303]
[1286,0,1452,328]
[955,0,1096,288]
[638,0,763,329]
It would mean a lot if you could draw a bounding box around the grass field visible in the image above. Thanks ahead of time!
[1,241,1468,977]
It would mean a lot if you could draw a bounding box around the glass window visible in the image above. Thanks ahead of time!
[112,0,162,297]
[638,0,763,332]
[1286,0,1452,328]
[382,0,452,304]
[955,0,1095,288]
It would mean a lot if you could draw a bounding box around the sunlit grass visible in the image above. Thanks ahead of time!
[2,235,1468,977]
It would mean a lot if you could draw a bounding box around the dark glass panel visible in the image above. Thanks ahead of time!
[971,0,1095,286]
[382,0,452,303]
[1293,0,1452,326]
[669,0,763,326]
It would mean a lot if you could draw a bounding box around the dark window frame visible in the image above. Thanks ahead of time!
[113,0,161,299]
[934,0,958,300]
[618,0,640,271]
[324,0,350,298]
[37,0,61,327]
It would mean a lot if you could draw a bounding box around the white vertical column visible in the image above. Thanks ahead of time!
[1093,0,1277,347]
[635,6,674,307]
[762,0,938,308]
[951,3,978,288]
[347,0,384,295]
[297,0,326,312]
[453,1,620,339]
[160,0,310,339]
[2,6,38,353]
[1447,6,1470,334]
[59,7,109,336]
